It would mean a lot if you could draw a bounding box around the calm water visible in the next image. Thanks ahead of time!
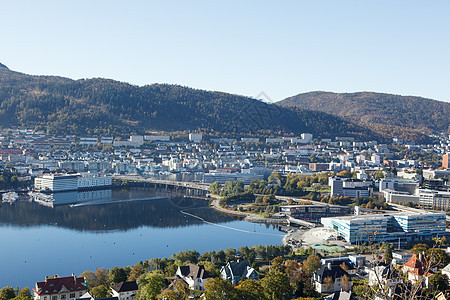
[0,188,283,287]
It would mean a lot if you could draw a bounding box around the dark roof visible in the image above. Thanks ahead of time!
[178,264,211,280]
[314,265,349,283]
[111,281,138,293]
[35,275,87,295]
[326,291,356,300]
[225,261,251,277]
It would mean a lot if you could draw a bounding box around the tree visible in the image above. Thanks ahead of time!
[411,243,429,255]
[91,285,109,298]
[128,264,146,281]
[341,274,350,292]
[261,269,291,300]
[209,181,222,195]
[109,267,128,286]
[323,276,334,292]
[235,279,265,300]
[428,273,449,296]
[384,243,393,265]
[284,260,302,283]
[204,278,237,300]
[302,254,321,276]
[136,271,166,300]
[159,279,189,300]
[15,287,32,300]
[0,287,15,300]
[224,248,236,262]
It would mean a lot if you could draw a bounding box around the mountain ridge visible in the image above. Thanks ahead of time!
[277,91,450,141]
[0,65,376,140]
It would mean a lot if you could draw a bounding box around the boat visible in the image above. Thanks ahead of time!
[2,191,19,204]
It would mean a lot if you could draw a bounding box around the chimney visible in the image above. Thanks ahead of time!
[45,276,48,282]
[72,273,76,283]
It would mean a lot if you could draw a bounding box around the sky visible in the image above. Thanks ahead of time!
[1,0,449,102]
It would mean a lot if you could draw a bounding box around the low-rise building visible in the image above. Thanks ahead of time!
[175,264,212,290]
[33,274,88,300]
[110,281,138,300]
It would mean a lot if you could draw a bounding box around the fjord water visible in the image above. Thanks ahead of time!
[0,188,282,287]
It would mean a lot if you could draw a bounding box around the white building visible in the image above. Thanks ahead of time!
[176,264,212,290]
[189,133,203,143]
[144,135,170,142]
[110,281,138,300]
[301,133,313,143]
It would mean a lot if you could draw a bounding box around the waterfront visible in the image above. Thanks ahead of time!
[0,188,283,287]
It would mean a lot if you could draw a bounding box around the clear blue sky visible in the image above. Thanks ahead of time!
[1,0,449,102]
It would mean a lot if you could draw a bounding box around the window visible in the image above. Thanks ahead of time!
[61,295,66,300]
[69,293,75,298]
[52,296,57,300]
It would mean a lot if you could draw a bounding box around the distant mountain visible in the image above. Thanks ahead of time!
[278,91,450,142]
[0,63,376,139]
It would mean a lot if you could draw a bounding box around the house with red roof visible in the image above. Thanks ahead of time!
[33,274,88,300]
[401,253,437,287]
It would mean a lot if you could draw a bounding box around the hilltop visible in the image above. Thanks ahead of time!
[0,64,375,139]
[277,91,450,142]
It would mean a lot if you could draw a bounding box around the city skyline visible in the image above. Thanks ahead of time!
[1,0,450,102]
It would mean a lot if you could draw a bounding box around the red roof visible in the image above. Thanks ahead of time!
[34,275,87,295]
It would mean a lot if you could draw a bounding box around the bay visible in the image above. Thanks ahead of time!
[0,188,283,287]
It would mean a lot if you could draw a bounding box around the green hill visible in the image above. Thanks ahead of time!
[278,91,450,142]
[0,64,376,139]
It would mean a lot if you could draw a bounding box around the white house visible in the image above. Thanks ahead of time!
[175,264,212,290]
[111,281,138,300]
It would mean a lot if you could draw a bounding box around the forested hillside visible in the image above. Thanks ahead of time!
[278,91,450,142]
[0,63,375,139]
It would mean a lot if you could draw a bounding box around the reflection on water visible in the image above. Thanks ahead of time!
[0,188,236,231]
[0,187,283,288]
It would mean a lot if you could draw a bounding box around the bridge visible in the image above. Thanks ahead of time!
[113,175,210,197]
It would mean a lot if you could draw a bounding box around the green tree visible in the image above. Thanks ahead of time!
[384,243,393,264]
[109,267,128,286]
[428,273,449,296]
[0,287,15,300]
[260,269,291,300]
[15,287,32,300]
[136,271,166,300]
[209,181,222,195]
[411,243,429,254]
[91,285,109,298]
[204,278,237,300]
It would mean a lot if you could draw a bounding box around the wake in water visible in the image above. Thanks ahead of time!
[70,196,167,207]
[181,211,284,237]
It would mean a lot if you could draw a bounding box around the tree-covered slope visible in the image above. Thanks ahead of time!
[0,64,376,139]
[278,91,450,141]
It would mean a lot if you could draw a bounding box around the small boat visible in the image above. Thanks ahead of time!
[2,191,19,204]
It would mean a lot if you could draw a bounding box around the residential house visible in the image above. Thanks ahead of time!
[313,263,351,294]
[110,281,138,300]
[33,274,88,300]
[402,253,436,287]
[367,264,401,299]
[220,261,258,285]
[175,264,212,290]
